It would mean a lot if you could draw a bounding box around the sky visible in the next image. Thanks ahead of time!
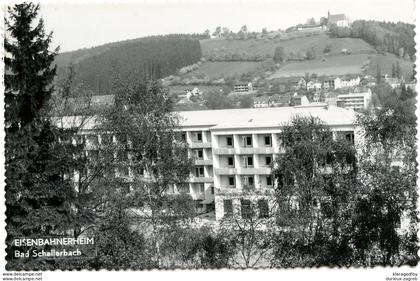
[36,0,416,53]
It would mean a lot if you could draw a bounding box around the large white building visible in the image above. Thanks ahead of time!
[57,106,357,221]
[177,106,356,220]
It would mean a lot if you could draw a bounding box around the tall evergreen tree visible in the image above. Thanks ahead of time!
[4,3,76,269]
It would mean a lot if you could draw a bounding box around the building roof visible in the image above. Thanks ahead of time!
[55,106,356,132]
[177,106,355,130]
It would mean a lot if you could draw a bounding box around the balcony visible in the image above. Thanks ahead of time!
[213,148,235,155]
[190,142,212,149]
[214,168,237,175]
[191,192,205,200]
[195,159,213,165]
[253,147,276,154]
[236,147,256,154]
[190,176,214,183]
[237,167,271,175]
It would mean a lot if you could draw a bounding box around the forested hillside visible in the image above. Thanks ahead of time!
[329,20,415,59]
[55,35,203,95]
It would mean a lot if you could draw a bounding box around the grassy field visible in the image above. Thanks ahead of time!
[200,34,375,59]
[183,61,262,79]
[269,54,372,78]
[367,53,414,80]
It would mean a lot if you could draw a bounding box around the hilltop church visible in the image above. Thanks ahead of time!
[327,11,350,27]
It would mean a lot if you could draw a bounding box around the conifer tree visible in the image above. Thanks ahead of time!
[4,3,76,269]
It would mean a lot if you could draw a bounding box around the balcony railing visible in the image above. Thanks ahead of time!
[214,168,237,175]
[253,147,276,154]
[190,192,205,200]
[237,167,271,175]
[236,147,256,154]
[195,159,213,165]
[190,176,214,183]
[190,142,212,148]
[213,148,235,155]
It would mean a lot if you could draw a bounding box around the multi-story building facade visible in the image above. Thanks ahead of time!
[337,89,372,112]
[178,105,356,220]
[57,105,356,221]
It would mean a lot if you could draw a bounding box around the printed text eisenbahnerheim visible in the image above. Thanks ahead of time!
[14,237,94,247]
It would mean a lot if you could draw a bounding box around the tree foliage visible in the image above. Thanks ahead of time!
[329,20,415,59]
[56,35,202,95]
[4,3,79,269]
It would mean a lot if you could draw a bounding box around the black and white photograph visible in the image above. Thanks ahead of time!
[1,0,418,279]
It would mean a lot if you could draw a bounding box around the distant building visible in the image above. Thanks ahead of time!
[234,82,254,93]
[405,82,416,92]
[327,11,350,27]
[185,87,202,98]
[296,77,307,90]
[253,94,288,108]
[363,75,377,87]
[337,76,361,88]
[337,89,372,111]
[306,80,323,90]
[292,94,310,106]
[383,75,404,89]
[323,76,360,90]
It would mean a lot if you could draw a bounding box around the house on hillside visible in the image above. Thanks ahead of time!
[296,77,307,90]
[362,75,377,87]
[327,11,349,27]
[337,76,361,88]
[323,76,360,90]
[323,77,338,90]
[384,75,405,89]
[254,94,288,108]
[291,93,310,106]
[405,82,416,91]
[306,80,323,90]
[234,82,254,93]
[337,89,372,112]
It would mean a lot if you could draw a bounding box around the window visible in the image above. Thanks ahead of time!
[345,133,355,144]
[265,156,272,166]
[103,166,115,178]
[193,132,203,142]
[196,149,203,159]
[74,135,85,145]
[101,134,112,145]
[210,186,215,194]
[87,135,99,146]
[102,150,114,163]
[258,199,269,218]
[226,136,233,147]
[228,176,235,187]
[119,166,129,177]
[118,150,129,162]
[195,167,204,177]
[246,176,254,187]
[266,176,273,186]
[243,156,253,167]
[243,176,254,188]
[181,133,186,141]
[227,156,234,167]
[134,166,144,176]
[197,183,205,193]
[241,199,253,219]
[117,134,128,145]
[243,136,252,147]
[264,135,272,146]
[224,200,233,217]
[87,150,99,162]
